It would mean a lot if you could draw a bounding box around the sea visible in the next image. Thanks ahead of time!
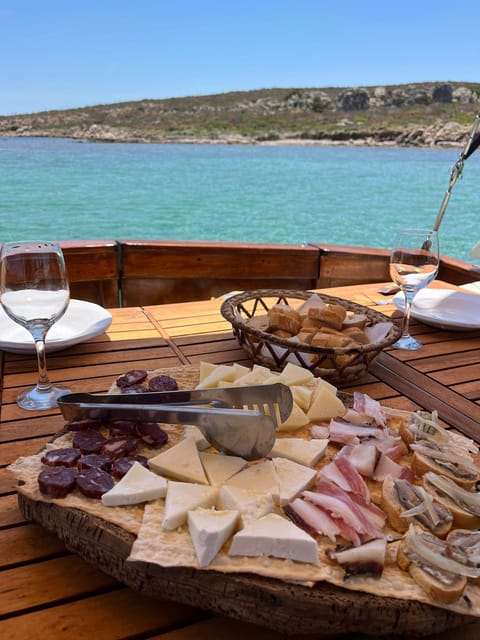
[1,136,479,265]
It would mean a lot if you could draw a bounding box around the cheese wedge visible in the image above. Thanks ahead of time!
[277,402,310,432]
[188,508,239,566]
[162,481,219,530]
[198,361,217,383]
[270,437,328,467]
[290,385,313,412]
[278,362,314,386]
[272,457,317,506]
[199,451,247,486]
[217,485,274,527]
[233,364,272,386]
[101,462,168,507]
[224,460,279,504]
[307,384,346,422]
[229,513,319,565]
[148,437,208,485]
[183,425,210,451]
[198,364,238,389]
[231,362,251,381]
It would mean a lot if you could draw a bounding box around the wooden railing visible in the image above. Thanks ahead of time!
[55,240,480,307]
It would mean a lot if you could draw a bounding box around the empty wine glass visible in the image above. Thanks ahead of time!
[0,241,72,410]
[390,228,440,350]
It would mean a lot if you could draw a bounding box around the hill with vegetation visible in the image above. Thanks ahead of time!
[1,82,479,146]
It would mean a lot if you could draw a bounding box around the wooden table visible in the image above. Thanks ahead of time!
[1,282,479,640]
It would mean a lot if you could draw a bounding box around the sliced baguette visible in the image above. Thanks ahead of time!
[411,450,478,490]
[423,475,480,530]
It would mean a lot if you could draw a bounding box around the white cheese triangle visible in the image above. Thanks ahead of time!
[187,508,239,566]
[218,485,274,527]
[101,462,167,507]
[229,513,319,565]
[224,460,279,504]
[162,481,219,530]
[270,437,328,467]
[148,437,208,484]
[199,451,247,486]
[272,457,317,506]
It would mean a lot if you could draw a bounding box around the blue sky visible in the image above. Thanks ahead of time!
[1,0,479,115]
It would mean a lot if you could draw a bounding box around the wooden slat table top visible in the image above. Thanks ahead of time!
[1,281,480,640]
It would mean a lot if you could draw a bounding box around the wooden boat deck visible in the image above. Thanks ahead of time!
[1,279,479,639]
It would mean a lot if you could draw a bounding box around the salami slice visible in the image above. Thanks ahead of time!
[41,447,81,468]
[101,436,138,459]
[121,384,147,394]
[65,418,102,432]
[109,420,137,438]
[148,374,178,392]
[116,369,148,389]
[77,454,112,472]
[76,468,114,499]
[135,422,168,448]
[38,467,77,498]
[72,429,108,454]
[111,455,149,479]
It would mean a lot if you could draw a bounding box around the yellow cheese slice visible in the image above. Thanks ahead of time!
[307,384,346,422]
[197,364,238,388]
[199,451,247,486]
[233,364,272,386]
[148,437,208,485]
[277,402,310,432]
[270,437,328,467]
[278,362,314,386]
[290,385,313,412]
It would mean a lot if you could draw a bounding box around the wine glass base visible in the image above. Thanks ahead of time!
[392,334,423,351]
[17,384,71,411]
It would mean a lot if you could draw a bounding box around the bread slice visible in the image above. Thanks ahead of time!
[381,476,452,538]
[423,475,480,530]
[397,536,467,605]
[411,450,478,490]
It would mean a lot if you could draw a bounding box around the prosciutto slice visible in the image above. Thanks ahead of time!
[353,392,387,427]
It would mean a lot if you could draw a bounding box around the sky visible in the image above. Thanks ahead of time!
[1,0,479,116]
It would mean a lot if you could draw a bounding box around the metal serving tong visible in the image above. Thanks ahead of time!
[57,383,293,461]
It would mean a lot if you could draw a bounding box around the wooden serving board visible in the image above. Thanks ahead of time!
[18,493,477,638]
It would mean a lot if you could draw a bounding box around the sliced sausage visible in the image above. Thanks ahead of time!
[76,468,114,499]
[38,467,77,498]
[135,422,168,448]
[77,454,112,472]
[148,374,178,392]
[41,447,81,468]
[72,429,108,454]
[116,369,148,389]
[111,455,149,479]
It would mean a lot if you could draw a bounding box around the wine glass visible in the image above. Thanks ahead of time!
[0,241,72,410]
[390,228,440,350]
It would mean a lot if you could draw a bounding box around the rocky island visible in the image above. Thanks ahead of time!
[1,82,479,147]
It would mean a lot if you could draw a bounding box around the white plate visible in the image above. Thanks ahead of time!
[0,299,112,353]
[393,288,480,331]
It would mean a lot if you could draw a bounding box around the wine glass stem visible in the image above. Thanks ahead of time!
[401,291,415,338]
[34,338,52,391]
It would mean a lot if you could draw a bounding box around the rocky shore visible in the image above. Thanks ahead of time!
[1,82,479,147]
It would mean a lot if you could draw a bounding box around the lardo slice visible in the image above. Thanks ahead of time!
[148,437,208,485]
[188,508,239,567]
[101,462,167,507]
[199,451,247,486]
[229,513,319,565]
[270,437,328,467]
[218,485,275,527]
[272,457,317,506]
[162,481,219,530]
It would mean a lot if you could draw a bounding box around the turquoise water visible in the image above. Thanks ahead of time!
[1,137,479,264]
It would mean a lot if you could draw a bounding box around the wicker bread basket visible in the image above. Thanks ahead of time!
[220,289,401,386]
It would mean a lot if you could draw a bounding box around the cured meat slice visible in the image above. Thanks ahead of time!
[101,436,138,459]
[148,374,178,392]
[41,447,81,467]
[72,429,108,454]
[76,468,114,499]
[109,420,137,438]
[77,454,112,472]
[135,422,168,447]
[112,455,149,479]
[65,418,102,431]
[116,369,148,389]
[38,467,77,498]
